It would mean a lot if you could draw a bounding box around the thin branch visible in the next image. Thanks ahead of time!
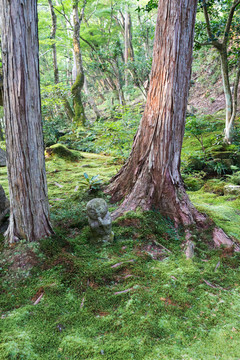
[85,0,99,23]
[223,0,240,45]
[202,0,221,48]
[53,5,72,28]
[80,35,96,52]
[39,49,52,58]
[194,39,214,47]
[79,0,87,24]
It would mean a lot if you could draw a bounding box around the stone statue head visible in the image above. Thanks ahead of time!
[86,198,108,220]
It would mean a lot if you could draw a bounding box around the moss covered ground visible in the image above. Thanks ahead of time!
[0,142,240,359]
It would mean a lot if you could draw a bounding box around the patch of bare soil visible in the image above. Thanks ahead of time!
[189,66,240,116]
[134,242,167,261]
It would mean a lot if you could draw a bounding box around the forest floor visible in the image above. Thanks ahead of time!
[1,120,240,359]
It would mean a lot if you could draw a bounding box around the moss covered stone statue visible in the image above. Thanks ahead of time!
[86,198,114,243]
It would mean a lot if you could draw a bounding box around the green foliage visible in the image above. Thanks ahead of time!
[59,104,141,160]
[90,104,142,159]
[226,170,240,185]
[211,161,228,175]
[137,0,158,12]
[185,115,220,155]
[183,172,205,191]
[196,0,240,48]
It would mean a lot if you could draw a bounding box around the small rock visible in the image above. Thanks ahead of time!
[185,240,195,259]
[224,185,240,197]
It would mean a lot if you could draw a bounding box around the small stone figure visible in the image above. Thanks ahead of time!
[86,198,114,243]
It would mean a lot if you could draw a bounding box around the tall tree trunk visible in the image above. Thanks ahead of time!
[124,10,143,93]
[106,0,204,226]
[1,0,53,243]
[219,48,233,143]
[71,0,87,127]
[48,0,59,84]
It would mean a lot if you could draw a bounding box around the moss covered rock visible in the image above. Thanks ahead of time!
[224,185,240,197]
[45,144,83,162]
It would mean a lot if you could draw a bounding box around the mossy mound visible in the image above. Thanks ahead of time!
[184,175,204,191]
[45,144,83,162]
[202,179,225,195]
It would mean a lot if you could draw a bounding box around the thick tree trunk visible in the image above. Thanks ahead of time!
[106,0,205,226]
[71,1,87,127]
[1,0,54,243]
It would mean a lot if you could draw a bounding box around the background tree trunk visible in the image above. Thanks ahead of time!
[48,0,74,122]
[106,0,204,226]
[1,0,54,243]
[200,0,240,143]
[71,0,87,127]
[48,0,59,84]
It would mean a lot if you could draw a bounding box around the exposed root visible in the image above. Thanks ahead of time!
[213,227,240,252]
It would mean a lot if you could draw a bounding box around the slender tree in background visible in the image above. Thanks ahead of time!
[48,0,75,122]
[71,0,87,127]
[196,0,240,144]
[1,0,54,243]
[106,0,205,226]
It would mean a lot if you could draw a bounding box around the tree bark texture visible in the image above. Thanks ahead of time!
[219,48,234,142]
[1,0,54,243]
[106,0,205,226]
[71,1,86,127]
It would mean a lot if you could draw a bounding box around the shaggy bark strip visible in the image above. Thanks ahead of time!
[106,0,202,225]
[1,0,54,243]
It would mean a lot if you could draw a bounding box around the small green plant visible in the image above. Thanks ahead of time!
[226,170,240,185]
[185,115,219,156]
[79,173,103,192]
[211,161,228,175]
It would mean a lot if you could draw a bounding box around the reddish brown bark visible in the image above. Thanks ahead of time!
[106,0,205,226]
[1,0,54,243]
[105,0,239,251]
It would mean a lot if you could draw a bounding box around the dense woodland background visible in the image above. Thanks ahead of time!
[0,0,240,359]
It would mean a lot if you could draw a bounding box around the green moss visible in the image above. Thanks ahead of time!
[202,179,225,195]
[71,74,86,127]
[45,144,82,162]
[1,125,240,359]
[189,190,240,240]
[184,175,204,191]
[1,217,240,359]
